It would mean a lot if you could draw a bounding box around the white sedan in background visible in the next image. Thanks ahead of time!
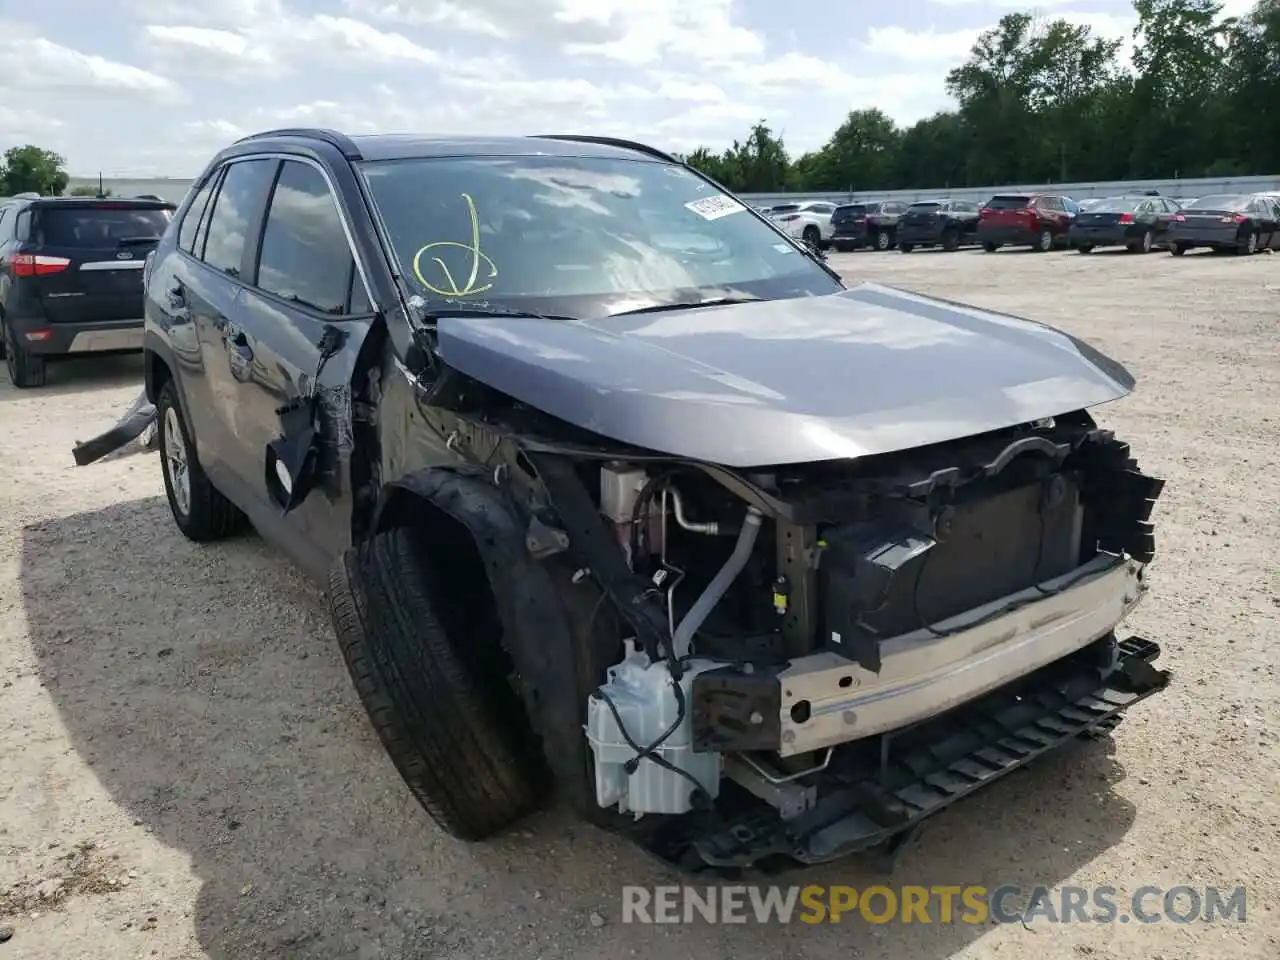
[767,200,838,249]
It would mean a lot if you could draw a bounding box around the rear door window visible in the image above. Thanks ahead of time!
[178,177,218,255]
[253,160,355,315]
[201,158,277,277]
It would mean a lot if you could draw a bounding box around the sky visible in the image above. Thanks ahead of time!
[0,0,1260,177]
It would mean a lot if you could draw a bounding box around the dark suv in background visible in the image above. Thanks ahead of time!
[897,198,982,252]
[0,195,174,387]
[830,200,908,251]
[977,193,1075,253]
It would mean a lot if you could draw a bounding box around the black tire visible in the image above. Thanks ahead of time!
[1171,243,1188,257]
[832,242,851,253]
[1076,244,1094,254]
[328,526,542,840]
[156,378,247,541]
[874,230,892,252]
[1034,229,1053,252]
[802,225,821,248]
[898,242,914,253]
[1128,230,1153,254]
[941,230,959,252]
[982,242,998,253]
[1237,231,1258,255]
[4,322,47,388]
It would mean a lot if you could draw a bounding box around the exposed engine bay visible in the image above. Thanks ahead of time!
[575,409,1167,861]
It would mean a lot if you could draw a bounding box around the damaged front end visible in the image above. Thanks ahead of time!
[507,414,1167,870]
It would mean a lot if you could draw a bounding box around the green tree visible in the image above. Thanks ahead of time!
[674,0,1279,193]
[791,109,902,192]
[68,185,112,197]
[0,145,70,196]
[717,121,791,193]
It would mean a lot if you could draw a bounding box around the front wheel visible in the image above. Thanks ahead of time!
[941,231,959,252]
[875,230,892,252]
[982,242,998,253]
[1034,229,1053,252]
[156,379,247,541]
[898,242,914,253]
[1238,231,1258,255]
[1076,244,1094,254]
[329,527,543,840]
[802,225,821,249]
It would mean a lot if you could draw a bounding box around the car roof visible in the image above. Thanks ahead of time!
[230,129,677,164]
[20,196,174,207]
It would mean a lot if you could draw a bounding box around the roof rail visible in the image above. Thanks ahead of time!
[233,127,363,160]
[532,134,679,165]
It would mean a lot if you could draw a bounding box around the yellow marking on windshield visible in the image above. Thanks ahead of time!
[412,193,498,297]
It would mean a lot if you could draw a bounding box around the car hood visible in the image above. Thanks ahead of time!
[435,282,1135,467]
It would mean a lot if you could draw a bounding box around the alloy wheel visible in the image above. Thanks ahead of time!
[163,406,192,517]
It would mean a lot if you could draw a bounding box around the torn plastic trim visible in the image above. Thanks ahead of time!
[72,389,157,466]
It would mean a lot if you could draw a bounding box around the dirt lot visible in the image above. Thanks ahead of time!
[1,246,1277,960]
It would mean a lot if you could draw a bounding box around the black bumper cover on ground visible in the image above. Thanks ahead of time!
[660,636,1168,872]
[72,389,157,466]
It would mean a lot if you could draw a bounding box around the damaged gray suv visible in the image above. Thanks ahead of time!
[77,129,1170,872]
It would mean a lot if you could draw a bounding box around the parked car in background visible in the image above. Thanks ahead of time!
[768,200,838,249]
[896,198,982,252]
[977,193,1076,252]
[1167,193,1280,256]
[1068,195,1183,254]
[829,200,908,251]
[0,195,175,387]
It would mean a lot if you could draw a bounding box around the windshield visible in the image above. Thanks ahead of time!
[359,155,841,317]
[834,204,869,216]
[1182,194,1249,211]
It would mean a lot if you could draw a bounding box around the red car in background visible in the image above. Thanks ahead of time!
[977,193,1076,252]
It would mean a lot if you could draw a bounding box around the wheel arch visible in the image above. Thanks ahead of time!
[368,468,592,792]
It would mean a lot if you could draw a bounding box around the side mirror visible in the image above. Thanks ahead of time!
[264,402,320,513]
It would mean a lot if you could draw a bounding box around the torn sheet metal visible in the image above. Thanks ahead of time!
[72,390,157,466]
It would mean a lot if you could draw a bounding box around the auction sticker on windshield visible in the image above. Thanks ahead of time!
[685,195,745,221]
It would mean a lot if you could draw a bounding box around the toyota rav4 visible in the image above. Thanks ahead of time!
[75,129,1170,872]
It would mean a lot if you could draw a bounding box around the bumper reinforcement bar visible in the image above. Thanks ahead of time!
[691,636,1168,869]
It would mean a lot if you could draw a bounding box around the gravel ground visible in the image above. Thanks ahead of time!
[1,246,1277,960]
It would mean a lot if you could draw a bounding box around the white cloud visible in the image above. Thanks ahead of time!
[142,6,441,80]
[926,0,1076,6]
[342,0,510,38]
[863,26,982,62]
[14,0,979,175]
[0,106,66,139]
[0,28,181,103]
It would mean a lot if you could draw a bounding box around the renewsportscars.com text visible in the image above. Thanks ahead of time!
[620,884,1247,925]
